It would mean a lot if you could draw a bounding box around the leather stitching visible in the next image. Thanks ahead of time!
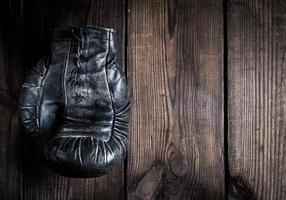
[62,39,72,116]
[104,30,116,143]
[35,57,49,134]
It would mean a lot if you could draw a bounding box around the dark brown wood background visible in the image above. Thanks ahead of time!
[0,0,285,199]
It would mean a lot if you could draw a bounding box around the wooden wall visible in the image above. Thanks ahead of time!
[127,0,225,199]
[228,0,286,199]
[0,0,285,199]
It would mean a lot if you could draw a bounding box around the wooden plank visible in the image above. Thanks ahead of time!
[127,0,225,199]
[228,0,286,199]
[0,0,24,199]
[0,0,126,199]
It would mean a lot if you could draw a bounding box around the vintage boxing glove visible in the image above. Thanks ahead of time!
[18,26,130,178]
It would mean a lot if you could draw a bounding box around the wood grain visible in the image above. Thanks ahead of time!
[0,0,24,199]
[5,0,286,198]
[228,0,286,199]
[127,0,225,199]
[0,0,126,200]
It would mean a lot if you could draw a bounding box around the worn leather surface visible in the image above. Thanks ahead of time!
[18,26,130,178]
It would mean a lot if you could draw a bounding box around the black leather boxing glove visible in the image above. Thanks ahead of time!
[18,26,130,178]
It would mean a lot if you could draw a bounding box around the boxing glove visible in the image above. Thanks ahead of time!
[18,26,130,178]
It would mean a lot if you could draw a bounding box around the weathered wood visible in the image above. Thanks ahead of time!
[0,0,126,199]
[0,0,24,199]
[127,0,225,199]
[228,0,286,199]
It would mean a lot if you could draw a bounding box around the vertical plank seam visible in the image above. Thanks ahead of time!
[223,0,230,199]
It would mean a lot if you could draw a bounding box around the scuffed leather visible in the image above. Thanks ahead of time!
[18,26,130,178]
